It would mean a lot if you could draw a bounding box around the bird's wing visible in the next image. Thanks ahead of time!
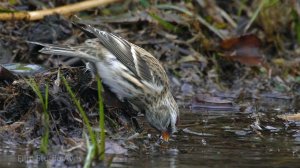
[76,24,154,84]
[30,23,166,93]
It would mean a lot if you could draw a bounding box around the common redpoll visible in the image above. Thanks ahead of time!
[29,23,179,141]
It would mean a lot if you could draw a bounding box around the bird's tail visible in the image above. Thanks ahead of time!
[28,41,76,56]
[27,41,100,62]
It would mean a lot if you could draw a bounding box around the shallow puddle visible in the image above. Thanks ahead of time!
[109,97,300,167]
[1,97,300,167]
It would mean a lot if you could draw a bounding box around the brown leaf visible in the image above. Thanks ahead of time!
[220,34,264,66]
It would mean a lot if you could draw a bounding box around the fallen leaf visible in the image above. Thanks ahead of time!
[220,34,265,66]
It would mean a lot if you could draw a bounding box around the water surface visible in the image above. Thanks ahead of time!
[1,97,300,167]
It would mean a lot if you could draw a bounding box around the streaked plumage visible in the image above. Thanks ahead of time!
[29,23,179,141]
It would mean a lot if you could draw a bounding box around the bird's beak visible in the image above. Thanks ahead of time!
[162,131,170,142]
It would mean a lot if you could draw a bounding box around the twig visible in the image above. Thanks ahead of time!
[0,0,120,21]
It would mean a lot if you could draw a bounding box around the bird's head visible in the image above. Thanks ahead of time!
[145,92,179,142]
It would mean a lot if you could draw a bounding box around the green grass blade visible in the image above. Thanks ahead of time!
[96,76,105,160]
[61,76,97,156]
[26,79,49,153]
[84,133,96,168]
[149,13,179,33]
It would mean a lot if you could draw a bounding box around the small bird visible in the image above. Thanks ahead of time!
[29,23,179,141]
